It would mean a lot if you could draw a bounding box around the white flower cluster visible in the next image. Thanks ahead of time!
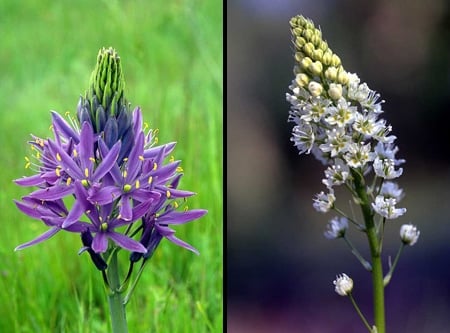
[287,16,406,221]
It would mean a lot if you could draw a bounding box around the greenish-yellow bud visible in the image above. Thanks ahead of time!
[295,73,310,87]
[295,52,306,63]
[308,81,323,97]
[337,68,349,85]
[300,57,313,71]
[303,42,315,57]
[328,83,343,100]
[295,36,306,49]
[312,49,324,61]
[324,66,338,81]
[322,49,333,66]
[331,54,341,67]
[319,40,328,52]
[302,29,314,41]
[308,61,323,76]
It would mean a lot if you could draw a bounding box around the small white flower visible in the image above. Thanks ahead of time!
[324,216,348,239]
[400,224,420,246]
[322,159,350,188]
[325,98,356,127]
[313,190,335,213]
[372,195,406,219]
[319,128,351,157]
[333,273,353,296]
[373,157,403,179]
[300,97,331,122]
[344,142,372,168]
[380,181,404,201]
[291,123,315,154]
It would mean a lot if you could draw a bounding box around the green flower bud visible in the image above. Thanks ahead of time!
[312,49,324,62]
[295,52,306,63]
[324,66,338,81]
[295,73,310,87]
[308,61,323,76]
[295,36,306,49]
[300,57,313,71]
[337,68,349,85]
[303,42,315,57]
[331,54,341,67]
[322,49,333,66]
[302,29,314,41]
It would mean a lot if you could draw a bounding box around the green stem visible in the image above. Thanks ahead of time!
[107,250,128,333]
[343,235,372,271]
[351,169,385,333]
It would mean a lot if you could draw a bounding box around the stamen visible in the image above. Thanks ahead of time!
[139,155,144,161]
[153,162,157,170]
[176,166,184,173]
[148,176,153,184]
[56,153,62,162]
[166,190,171,198]
[135,180,140,189]
[89,157,95,162]
[66,177,72,186]
[73,149,78,158]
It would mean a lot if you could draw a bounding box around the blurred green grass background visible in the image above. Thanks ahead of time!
[0,0,222,332]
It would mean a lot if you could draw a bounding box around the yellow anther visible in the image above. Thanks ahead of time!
[148,176,153,184]
[36,151,41,159]
[166,190,171,198]
[153,162,157,170]
[66,177,72,186]
[174,201,179,208]
[55,167,61,177]
[122,170,128,178]
[73,149,78,157]
[25,157,31,169]
[49,124,54,131]
[84,168,89,178]
[89,157,95,162]
[176,167,184,173]
[135,180,140,189]
[184,206,189,212]
[154,137,159,144]
[144,122,149,130]
[65,111,71,117]
[139,155,144,161]
[56,153,62,162]
[123,157,128,162]
[169,156,175,163]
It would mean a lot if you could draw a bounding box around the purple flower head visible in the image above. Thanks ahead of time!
[14,47,207,276]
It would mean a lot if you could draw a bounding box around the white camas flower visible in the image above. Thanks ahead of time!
[372,195,406,219]
[380,181,404,201]
[313,190,335,213]
[287,15,408,225]
[400,224,420,246]
[322,159,350,189]
[324,216,348,239]
[333,273,353,296]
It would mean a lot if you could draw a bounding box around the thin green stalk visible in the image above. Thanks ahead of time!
[351,169,385,333]
[348,293,372,332]
[383,243,405,286]
[343,235,372,271]
[107,250,128,333]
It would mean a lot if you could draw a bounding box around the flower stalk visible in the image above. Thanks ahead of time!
[107,250,128,333]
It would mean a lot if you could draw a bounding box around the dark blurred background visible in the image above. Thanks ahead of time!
[227,0,450,332]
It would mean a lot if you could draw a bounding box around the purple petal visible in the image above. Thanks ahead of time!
[126,132,144,181]
[89,186,121,205]
[79,122,95,172]
[119,195,132,221]
[156,186,195,199]
[157,209,207,225]
[14,174,45,187]
[14,200,41,219]
[131,189,161,203]
[156,226,199,255]
[15,227,60,251]
[28,185,74,201]
[92,141,121,181]
[143,142,176,159]
[109,232,147,253]
[51,111,80,144]
[92,232,108,253]
[48,140,83,179]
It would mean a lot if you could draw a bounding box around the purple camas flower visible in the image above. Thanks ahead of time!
[14,47,207,270]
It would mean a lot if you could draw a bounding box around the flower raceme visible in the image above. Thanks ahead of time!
[14,48,207,269]
[286,15,406,221]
